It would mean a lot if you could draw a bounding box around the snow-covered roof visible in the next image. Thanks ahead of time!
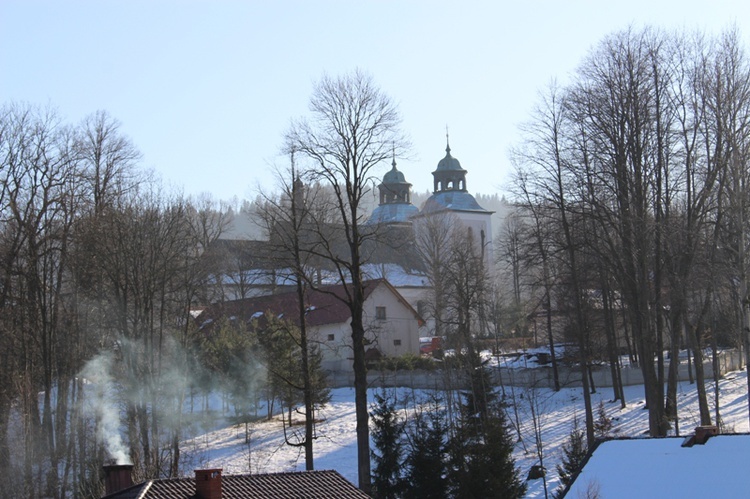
[360,263,429,287]
[420,190,492,214]
[367,203,419,224]
[566,434,750,498]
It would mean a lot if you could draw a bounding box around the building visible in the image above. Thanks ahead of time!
[196,279,424,372]
[417,139,494,265]
[563,426,749,498]
[367,155,420,225]
[208,138,493,338]
[102,465,370,498]
[367,138,494,264]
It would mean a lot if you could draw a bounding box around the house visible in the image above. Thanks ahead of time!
[563,426,750,498]
[102,465,370,498]
[197,279,424,372]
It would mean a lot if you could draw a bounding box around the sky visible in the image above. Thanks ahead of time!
[2,1,750,204]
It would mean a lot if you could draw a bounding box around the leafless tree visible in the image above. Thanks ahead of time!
[511,81,596,446]
[286,69,409,493]
[253,157,332,471]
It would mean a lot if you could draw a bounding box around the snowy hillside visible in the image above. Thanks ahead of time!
[179,368,750,498]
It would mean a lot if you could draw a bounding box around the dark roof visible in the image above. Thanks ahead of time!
[382,163,408,185]
[434,144,465,172]
[197,280,384,333]
[105,470,370,499]
[420,191,492,214]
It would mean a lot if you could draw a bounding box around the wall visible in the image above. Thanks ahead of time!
[315,282,423,373]
[326,350,744,390]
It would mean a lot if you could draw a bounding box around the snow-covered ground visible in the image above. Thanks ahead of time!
[180,366,750,498]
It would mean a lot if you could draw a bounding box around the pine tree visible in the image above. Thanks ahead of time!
[404,396,448,499]
[447,365,526,498]
[370,390,405,498]
[555,418,588,498]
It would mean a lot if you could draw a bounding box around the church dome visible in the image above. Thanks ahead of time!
[383,164,407,184]
[435,144,465,172]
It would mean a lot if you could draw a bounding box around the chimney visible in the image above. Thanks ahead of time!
[103,464,134,496]
[682,425,719,447]
[694,425,719,444]
[195,469,223,499]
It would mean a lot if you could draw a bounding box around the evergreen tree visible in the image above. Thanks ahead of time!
[447,366,526,499]
[555,418,588,498]
[370,390,406,498]
[404,396,448,499]
[593,401,613,439]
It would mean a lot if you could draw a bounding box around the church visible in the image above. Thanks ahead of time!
[201,139,495,367]
[210,138,494,311]
[367,138,494,265]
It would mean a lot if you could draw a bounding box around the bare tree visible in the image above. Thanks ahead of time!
[253,159,331,470]
[78,110,141,215]
[286,69,409,493]
[511,81,596,446]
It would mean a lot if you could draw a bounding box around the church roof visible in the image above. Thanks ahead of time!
[421,190,491,214]
[434,144,465,172]
[382,162,408,184]
[368,203,419,224]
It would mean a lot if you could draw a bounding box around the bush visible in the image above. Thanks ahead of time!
[373,353,437,371]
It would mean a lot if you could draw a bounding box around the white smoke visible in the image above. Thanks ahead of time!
[80,351,130,464]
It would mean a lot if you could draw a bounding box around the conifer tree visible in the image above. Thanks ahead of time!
[447,366,526,498]
[404,396,448,499]
[370,390,405,498]
[555,418,588,498]
[593,401,612,439]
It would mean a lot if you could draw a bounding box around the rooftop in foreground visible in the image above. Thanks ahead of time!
[566,431,750,498]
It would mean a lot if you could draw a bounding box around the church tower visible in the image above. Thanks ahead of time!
[431,140,467,193]
[367,155,419,225]
[419,137,494,264]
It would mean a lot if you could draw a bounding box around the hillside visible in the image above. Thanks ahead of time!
[178,364,750,498]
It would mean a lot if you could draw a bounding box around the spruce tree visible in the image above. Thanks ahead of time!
[593,401,612,439]
[404,396,448,499]
[447,366,526,498]
[370,390,405,498]
[555,418,588,498]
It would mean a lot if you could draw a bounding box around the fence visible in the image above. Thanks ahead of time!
[327,349,745,390]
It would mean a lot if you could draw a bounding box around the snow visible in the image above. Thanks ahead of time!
[567,435,750,498]
[180,367,750,498]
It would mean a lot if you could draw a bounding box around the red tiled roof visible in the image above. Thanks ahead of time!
[197,280,385,333]
[104,470,370,499]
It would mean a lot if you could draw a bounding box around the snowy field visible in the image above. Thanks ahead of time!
[180,366,750,498]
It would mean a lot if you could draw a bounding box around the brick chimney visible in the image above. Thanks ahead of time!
[694,425,719,444]
[103,464,134,495]
[682,425,719,447]
[195,469,223,499]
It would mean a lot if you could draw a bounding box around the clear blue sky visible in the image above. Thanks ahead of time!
[2,1,748,203]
